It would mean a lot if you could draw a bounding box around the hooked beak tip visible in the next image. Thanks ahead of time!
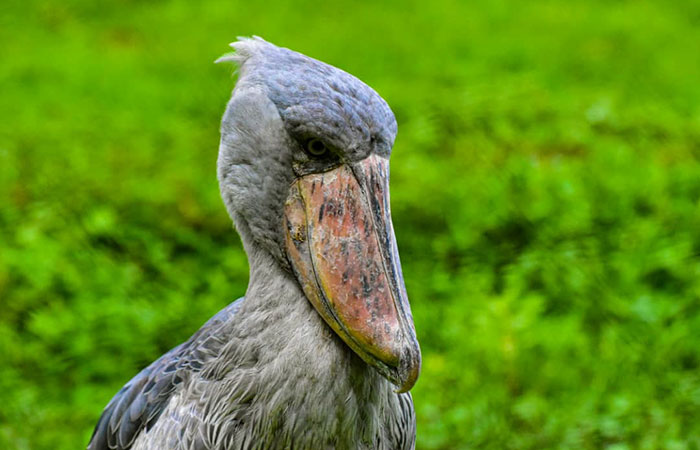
[393,342,421,393]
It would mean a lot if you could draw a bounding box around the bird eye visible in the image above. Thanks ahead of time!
[305,139,328,157]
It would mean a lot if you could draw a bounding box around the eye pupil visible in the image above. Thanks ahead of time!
[306,139,327,156]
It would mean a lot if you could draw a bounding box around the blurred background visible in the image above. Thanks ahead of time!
[1,0,699,448]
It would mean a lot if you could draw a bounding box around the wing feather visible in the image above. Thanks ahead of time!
[87,298,243,450]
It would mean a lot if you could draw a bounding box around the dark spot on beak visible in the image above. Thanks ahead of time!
[361,274,372,296]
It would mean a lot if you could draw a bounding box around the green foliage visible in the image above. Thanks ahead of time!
[1,0,699,448]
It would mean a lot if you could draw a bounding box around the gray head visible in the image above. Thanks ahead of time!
[217,37,420,392]
[217,37,397,263]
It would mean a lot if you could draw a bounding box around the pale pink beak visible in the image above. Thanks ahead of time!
[284,155,420,392]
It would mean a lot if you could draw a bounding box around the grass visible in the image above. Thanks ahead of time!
[1,0,699,448]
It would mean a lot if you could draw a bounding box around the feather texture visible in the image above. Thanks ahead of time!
[88,300,242,450]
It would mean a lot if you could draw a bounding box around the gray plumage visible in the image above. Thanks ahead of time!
[88,37,416,450]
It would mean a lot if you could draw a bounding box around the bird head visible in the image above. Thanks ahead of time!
[217,37,420,392]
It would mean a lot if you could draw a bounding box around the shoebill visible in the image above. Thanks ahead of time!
[87,37,421,450]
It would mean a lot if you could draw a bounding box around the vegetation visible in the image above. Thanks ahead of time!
[1,0,698,448]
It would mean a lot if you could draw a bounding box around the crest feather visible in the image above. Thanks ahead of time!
[215,36,269,67]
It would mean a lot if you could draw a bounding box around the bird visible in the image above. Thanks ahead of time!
[87,37,421,450]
